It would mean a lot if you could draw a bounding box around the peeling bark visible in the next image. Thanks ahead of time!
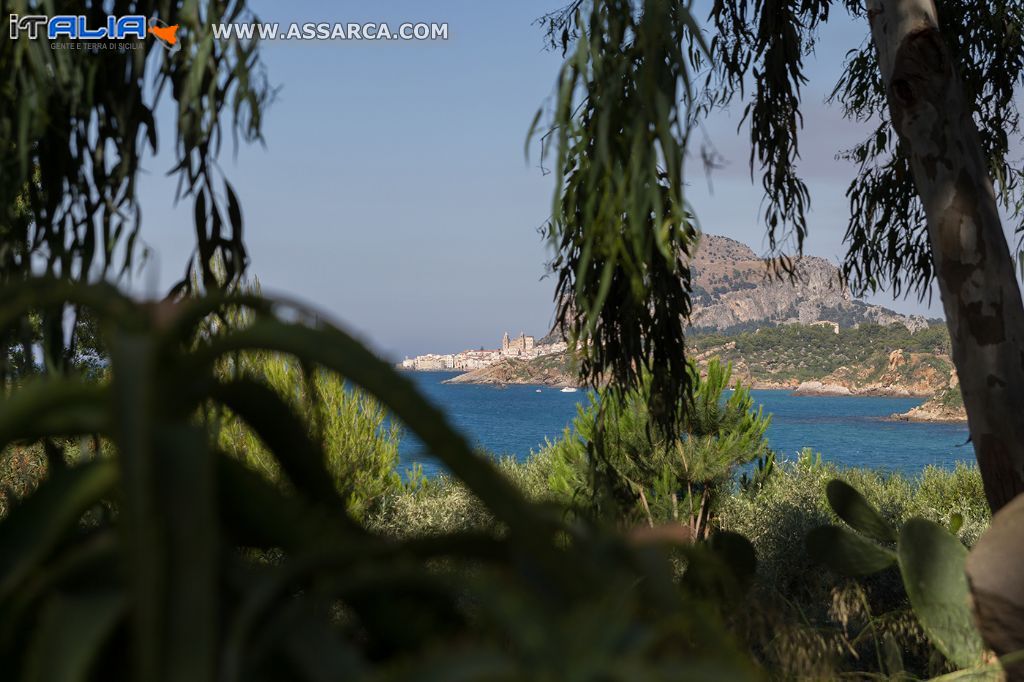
[867,0,1024,513]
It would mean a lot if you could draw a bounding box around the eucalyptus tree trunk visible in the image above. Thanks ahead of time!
[866,0,1024,514]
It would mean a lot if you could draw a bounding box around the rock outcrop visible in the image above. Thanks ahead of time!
[688,235,928,333]
[445,355,577,388]
[891,370,967,422]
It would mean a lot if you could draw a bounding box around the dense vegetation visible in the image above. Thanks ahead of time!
[493,321,956,392]
[0,312,993,678]
[372,439,989,678]
[378,365,992,677]
[692,323,952,384]
[2,0,1022,678]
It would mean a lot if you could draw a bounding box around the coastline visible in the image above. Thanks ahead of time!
[888,412,967,424]
[788,380,933,398]
[402,365,966,424]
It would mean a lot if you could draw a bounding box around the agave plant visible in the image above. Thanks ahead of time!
[0,278,759,681]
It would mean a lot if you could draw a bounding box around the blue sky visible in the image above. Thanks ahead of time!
[135,0,943,360]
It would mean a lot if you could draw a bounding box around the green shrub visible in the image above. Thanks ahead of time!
[0,444,47,517]
[718,455,987,590]
[367,444,992,679]
[545,360,770,535]
[370,453,557,538]
[217,349,402,519]
[718,454,989,678]
[690,322,955,384]
[1,284,762,681]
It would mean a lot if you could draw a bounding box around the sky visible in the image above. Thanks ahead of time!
[134,0,951,360]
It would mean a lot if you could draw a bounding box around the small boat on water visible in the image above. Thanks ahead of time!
[560,387,578,393]
[535,389,542,393]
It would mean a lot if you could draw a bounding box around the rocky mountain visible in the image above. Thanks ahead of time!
[688,235,928,333]
[449,233,958,417]
[537,234,929,343]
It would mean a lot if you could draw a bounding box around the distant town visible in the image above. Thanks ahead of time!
[399,332,568,371]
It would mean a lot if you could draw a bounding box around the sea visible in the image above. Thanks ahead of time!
[396,371,973,478]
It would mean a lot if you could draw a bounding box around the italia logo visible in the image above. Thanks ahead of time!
[9,14,181,53]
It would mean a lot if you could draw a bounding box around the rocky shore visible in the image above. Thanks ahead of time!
[443,347,968,425]
[725,348,948,398]
[438,235,962,412]
[889,377,967,423]
[443,356,578,388]
[890,402,967,423]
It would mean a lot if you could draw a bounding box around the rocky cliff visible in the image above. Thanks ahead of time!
[689,235,928,333]
[538,234,929,343]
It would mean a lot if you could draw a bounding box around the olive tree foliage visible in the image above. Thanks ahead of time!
[0,0,272,378]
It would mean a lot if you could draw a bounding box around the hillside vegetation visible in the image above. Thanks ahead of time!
[457,322,956,400]
[691,322,953,394]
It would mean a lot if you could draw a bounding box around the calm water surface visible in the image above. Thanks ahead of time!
[396,371,973,477]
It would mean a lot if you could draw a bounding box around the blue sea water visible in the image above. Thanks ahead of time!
[396,371,973,478]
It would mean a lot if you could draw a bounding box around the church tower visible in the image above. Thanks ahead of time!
[502,332,510,352]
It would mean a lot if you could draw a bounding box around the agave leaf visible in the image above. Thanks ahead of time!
[898,518,984,669]
[0,461,116,601]
[153,424,218,682]
[806,525,896,576]
[108,332,162,682]
[161,292,270,348]
[253,594,368,682]
[0,279,136,336]
[826,479,897,543]
[0,530,119,653]
[220,532,514,673]
[215,454,361,550]
[222,558,467,681]
[23,590,125,682]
